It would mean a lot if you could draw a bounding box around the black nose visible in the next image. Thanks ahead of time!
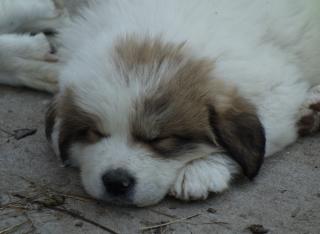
[102,169,135,196]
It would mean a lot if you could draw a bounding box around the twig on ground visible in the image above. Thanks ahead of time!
[1,204,29,211]
[2,177,116,233]
[185,220,230,226]
[0,193,43,211]
[16,176,95,203]
[141,214,201,231]
[45,206,119,234]
[13,129,37,140]
[0,220,29,234]
[5,193,119,234]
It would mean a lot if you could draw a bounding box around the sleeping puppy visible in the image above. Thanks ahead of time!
[1,0,320,207]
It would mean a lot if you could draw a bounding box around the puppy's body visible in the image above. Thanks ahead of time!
[1,0,320,206]
[58,0,320,157]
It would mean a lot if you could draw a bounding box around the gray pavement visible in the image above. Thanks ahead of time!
[0,1,319,233]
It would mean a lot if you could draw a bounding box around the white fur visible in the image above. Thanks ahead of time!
[1,0,320,206]
[169,154,239,201]
[55,0,320,205]
[0,0,68,92]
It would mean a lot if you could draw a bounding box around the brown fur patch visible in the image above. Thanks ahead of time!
[114,36,186,72]
[121,38,218,155]
[297,112,320,136]
[208,97,265,179]
[45,89,106,162]
[115,36,265,176]
[116,37,229,154]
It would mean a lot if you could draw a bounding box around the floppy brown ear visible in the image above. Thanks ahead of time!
[45,96,69,164]
[208,98,266,179]
[45,94,71,165]
[45,91,104,166]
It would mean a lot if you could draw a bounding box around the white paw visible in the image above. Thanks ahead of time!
[169,155,236,201]
[31,5,69,34]
[17,63,59,93]
[298,85,320,136]
[1,33,60,93]
[16,33,57,61]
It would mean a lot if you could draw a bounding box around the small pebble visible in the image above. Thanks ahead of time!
[291,207,301,218]
[248,224,269,234]
[74,221,83,227]
[207,208,217,214]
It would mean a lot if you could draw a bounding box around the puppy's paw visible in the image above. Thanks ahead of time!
[298,85,320,136]
[16,33,57,61]
[17,64,59,93]
[169,156,234,201]
[4,33,60,93]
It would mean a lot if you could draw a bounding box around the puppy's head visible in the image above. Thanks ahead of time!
[46,36,265,206]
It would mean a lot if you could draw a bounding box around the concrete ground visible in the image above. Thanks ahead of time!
[0,1,320,233]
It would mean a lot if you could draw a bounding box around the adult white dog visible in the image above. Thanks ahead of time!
[0,0,319,207]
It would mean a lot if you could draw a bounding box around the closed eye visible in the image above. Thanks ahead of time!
[77,128,109,143]
[148,135,196,155]
[151,135,193,144]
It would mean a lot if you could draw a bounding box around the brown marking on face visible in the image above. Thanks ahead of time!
[45,88,107,163]
[114,37,228,155]
[114,36,185,72]
[114,36,265,177]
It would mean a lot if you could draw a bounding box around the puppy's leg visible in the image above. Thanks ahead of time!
[0,0,68,34]
[170,154,238,200]
[297,85,320,136]
[0,33,59,93]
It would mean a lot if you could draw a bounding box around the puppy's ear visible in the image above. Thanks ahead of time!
[45,90,104,166]
[45,94,72,166]
[45,92,77,166]
[208,97,266,179]
[46,92,78,166]
[45,96,69,164]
